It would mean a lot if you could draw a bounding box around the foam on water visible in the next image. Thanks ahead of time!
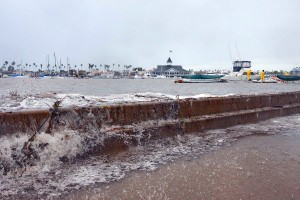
[0,92,233,111]
[0,114,299,199]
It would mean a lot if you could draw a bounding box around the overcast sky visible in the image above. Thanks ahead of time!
[0,0,300,71]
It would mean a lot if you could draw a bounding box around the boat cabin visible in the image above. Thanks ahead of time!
[233,60,251,72]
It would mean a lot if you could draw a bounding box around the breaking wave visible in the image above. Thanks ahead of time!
[0,92,233,112]
[0,114,299,199]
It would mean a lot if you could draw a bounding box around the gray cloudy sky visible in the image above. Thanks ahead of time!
[0,0,300,71]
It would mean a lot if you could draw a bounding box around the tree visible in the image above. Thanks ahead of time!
[8,65,14,72]
[33,63,37,72]
[124,65,132,70]
[105,64,110,70]
[7,61,16,72]
[88,63,94,73]
[2,61,8,71]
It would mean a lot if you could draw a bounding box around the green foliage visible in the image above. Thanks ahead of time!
[8,65,14,72]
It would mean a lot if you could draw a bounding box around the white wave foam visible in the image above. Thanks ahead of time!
[0,92,234,112]
[0,114,299,199]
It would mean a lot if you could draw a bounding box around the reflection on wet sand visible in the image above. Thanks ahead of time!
[66,134,300,200]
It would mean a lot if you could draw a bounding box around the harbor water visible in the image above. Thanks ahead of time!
[1,77,300,97]
[0,77,300,199]
[1,78,300,112]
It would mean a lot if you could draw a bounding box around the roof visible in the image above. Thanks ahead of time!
[153,65,188,73]
[292,67,300,72]
[167,57,173,64]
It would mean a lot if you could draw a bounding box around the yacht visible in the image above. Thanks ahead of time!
[222,60,260,81]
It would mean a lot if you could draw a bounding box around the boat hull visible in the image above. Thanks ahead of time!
[276,75,300,81]
[251,79,277,83]
[222,74,260,81]
[182,74,224,79]
[175,78,226,83]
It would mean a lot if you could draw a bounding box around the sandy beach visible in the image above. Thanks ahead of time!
[64,133,300,200]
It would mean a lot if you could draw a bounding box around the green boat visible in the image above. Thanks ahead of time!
[182,74,224,80]
[276,75,300,81]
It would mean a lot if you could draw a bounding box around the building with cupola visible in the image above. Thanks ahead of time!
[152,57,190,77]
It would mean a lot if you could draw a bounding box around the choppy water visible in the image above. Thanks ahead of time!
[1,77,300,97]
[1,77,300,199]
[0,114,299,199]
[0,77,300,111]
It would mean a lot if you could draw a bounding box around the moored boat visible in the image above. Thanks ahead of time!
[276,74,300,82]
[222,60,261,81]
[182,74,224,79]
[175,74,226,83]
[251,79,277,83]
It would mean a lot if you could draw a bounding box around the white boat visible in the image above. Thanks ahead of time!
[175,78,226,83]
[251,79,277,83]
[154,75,167,79]
[134,74,144,79]
[222,70,260,81]
[222,60,260,81]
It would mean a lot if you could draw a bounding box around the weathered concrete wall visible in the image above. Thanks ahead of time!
[1,92,300,138]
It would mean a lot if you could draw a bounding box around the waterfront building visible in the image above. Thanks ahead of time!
[68,69,77,77]
[291,67,300,76]
[152,57,190,77]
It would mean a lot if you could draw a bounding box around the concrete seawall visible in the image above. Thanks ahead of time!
[1,92,300,152]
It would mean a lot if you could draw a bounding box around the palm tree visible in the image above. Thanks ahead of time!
[8,65,14,72]
[105,64,110,71]
[33,63,37,72]
[8,61,15,72]
[88,63,94,73]
[2,61,8,71]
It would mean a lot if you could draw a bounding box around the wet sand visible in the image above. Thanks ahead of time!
[65,133,300,200]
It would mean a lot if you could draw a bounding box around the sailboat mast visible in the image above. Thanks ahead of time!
[228,43,233,64]
[235,42,241,61]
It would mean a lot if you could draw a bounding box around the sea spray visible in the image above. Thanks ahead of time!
[0,110,299,198]
[0,92,225,112]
